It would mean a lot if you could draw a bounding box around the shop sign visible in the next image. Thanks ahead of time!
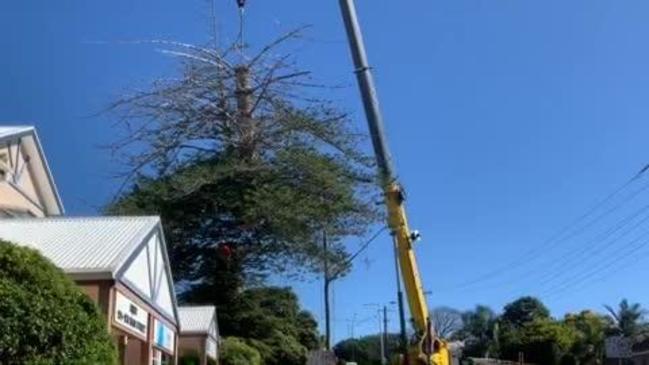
[114,291,148,337]
[206,338,218,359]
[154,319,175,353]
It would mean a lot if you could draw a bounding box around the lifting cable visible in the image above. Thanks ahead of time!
[236,0,246,59]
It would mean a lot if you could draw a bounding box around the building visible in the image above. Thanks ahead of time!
[178,306,220,365]
[0,125,223,364]
[0,217,180,364]
[0,126,63,217]
[0,125,184,364]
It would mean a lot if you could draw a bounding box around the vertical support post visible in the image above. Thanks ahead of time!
[351,313,357,362]
[323,230,331,350]
[382,306,388,365]
[377,309,385,365]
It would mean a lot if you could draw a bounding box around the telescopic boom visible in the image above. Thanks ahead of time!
[337,1,451,364]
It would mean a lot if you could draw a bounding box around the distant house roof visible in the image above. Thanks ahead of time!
[0,216,179,325]
[0,125,64,216]
[179,306,218,337]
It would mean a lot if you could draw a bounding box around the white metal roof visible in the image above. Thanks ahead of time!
[179,306,216,334]
[0,216,159,276]
[0,126,33,141]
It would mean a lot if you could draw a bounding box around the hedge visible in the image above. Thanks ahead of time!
[0,240,117,364]
[220,337,262,365]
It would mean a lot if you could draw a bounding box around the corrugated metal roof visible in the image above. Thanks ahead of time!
[0,216,159,274]
[179,306,216,333]
[0,126,33,141]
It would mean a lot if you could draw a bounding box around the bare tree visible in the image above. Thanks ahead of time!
[431,307,463,339]
[105,29,380,293]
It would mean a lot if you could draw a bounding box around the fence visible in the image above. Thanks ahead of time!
[306,350,338,365]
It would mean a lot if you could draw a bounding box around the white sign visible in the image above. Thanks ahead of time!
[114,291,148,338]
[605,336,632,359]
[206,338,218,359]
[154,319,175,353]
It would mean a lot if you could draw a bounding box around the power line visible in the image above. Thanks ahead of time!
[329,226,388,280]
[543,249,649,302]
[541,228,649,299]
[508,201,649,295]
[535,204,649,288]
[448,167,649,291]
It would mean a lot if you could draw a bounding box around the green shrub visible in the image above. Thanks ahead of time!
[220,337,262,365]
[0,240,117,364]
[179,351,201,365]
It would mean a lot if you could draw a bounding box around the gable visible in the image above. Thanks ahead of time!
[120,229,176,323]
[0,127,63,217]
[208,320,218,339]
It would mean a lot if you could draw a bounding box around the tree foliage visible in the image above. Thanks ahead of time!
[604,299,648,339]
[215,287,319,365]
[451,297,628,364]
[220,337,262,365]
[498,318,576,365]
[454,305,498,358]
[564,311,610,364]
[501,296,550,328]
[0,240,116,364]
[105,31,379,291]
[334,333,401,365]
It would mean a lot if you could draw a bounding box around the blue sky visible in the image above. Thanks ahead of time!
[3,0,649,344]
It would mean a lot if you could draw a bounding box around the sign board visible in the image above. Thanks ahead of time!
[605,336,632,359]
[114,291,148,338]
[206,338,218,359]
[154,319,176,354]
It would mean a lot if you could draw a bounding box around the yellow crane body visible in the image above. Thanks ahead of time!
[337,0,452,363]
[386,183,451,365]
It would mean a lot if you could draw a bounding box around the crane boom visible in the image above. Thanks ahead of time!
[337,1,450,364]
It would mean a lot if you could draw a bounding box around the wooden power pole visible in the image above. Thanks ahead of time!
[323,230,332,350]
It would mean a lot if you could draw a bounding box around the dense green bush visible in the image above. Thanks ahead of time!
[179,351,201,365]
[220,337,262,365]
[0,240,117,364]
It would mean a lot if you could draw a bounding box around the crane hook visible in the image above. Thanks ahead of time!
[236,0,246,9]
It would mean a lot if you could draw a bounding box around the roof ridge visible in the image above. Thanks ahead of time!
[180,305,216,309]
[2,215,160,222]
[0,125,33,128]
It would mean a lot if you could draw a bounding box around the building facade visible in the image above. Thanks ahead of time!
[0,125,220,364]
[0,126,63,217]
[178,306,220,365]
[0,217,180,365]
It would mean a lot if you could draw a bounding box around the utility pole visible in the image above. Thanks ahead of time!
[323,230,332,350]
[393,234,409,364]
[350,313,357,362]
[376,309,385,365]
[322,227,387,351]
[382,305,388,365]
[365,303,387,365]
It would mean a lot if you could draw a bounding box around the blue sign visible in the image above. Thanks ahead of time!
[154,319,175,353]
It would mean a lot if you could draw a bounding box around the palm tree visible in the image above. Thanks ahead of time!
[604,299,647,339]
